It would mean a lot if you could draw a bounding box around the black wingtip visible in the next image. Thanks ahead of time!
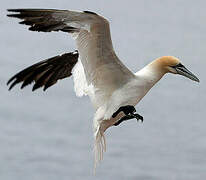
[7,50,79,91]
[7,14,14,17]
[7,9,24,14]
[7,9,30,12]
[43,86,48,91]
[7,78,13,85]
[32,86,36,92]
[8,81,16,91]
[32,83,42,91]
[7,9,21,18]
[8,86,12,91]
[7,9,17,12]
[20,82,27,89]
[83,11,98,15]
[7,76,17,90]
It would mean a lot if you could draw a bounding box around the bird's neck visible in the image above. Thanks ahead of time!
[135,62,166,87]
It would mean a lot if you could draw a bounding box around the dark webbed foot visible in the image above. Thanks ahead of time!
[112,105,143,126]
[112,105,136,118]
[131,113,143,122]
[113,115,133,126]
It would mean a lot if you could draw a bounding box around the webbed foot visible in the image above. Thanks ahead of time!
[112,105,143,126]
[112,105,136,118]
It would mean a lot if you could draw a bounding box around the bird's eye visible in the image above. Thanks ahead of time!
[171,63,184,68]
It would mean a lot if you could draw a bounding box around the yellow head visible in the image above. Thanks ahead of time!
[152,56,199,82]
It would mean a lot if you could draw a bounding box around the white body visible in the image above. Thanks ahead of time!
[72,53,164,167]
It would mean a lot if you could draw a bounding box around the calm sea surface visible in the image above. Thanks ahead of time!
[0,1,205,180]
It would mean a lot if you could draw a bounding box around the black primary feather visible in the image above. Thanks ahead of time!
[7,51,79,91]
[83,11,98,15]
[7,9,80,33]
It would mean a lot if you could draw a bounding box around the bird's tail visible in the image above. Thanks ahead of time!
[92,106,118,173]
[93,119,106,173]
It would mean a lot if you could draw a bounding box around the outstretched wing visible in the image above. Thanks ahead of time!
[7,51,78,91]
[7,9,96,32]
[7,9,135,108]
[7,9,136,167]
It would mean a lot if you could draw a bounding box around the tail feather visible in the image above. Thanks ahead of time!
[93,126,106,173]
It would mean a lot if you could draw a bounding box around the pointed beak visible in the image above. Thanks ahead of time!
[174,63,200,82]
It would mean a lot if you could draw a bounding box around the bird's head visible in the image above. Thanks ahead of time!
[155,56,200,82]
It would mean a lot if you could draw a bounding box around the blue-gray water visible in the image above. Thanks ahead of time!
[1,1,205,179]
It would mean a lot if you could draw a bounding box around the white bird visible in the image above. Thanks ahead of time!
[7,9,199,169]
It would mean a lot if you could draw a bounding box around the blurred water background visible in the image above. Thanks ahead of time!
[0,0,205,179]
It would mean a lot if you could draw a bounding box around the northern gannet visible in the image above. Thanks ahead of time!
[7,9,200,168]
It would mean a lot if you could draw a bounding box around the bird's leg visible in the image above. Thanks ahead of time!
[113,115,134,126]
[112,105,144,126]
